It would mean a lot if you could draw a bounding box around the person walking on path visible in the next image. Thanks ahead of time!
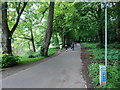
[65,44,68,51]
[71,42,74,51]
[60,45,62,50]
[59,45,62,52]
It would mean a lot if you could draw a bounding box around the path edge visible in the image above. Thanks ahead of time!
[80,44,94,88]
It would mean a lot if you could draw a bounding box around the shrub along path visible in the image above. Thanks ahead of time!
[2,44,87,88]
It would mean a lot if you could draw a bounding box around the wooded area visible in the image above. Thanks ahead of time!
[0,1,120,88]
[1,2,120,55]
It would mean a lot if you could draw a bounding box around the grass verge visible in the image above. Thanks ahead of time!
[18,48,57,64]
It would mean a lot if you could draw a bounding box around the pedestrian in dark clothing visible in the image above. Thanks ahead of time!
[71,42,74,51]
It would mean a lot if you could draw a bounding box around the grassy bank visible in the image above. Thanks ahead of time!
[1,48,57,68]
[18,48,57,64]
[82,43,120,88]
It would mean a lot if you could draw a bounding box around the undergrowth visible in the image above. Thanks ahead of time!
[82,43,120,88]
[1,48,57,67]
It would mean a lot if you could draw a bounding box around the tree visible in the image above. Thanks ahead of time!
[53,2,78,46]
[97,3,104,47]
[74,2,104,47]
[12,2,49,53]
[19,13,37,52]
[1,2,27,54]
[41,1,54,56]
[116,2,120,43]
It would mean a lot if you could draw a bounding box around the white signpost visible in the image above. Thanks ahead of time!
[100,65,107,86]
[100,1,107,86]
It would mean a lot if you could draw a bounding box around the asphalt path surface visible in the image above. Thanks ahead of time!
[2,44,87,88]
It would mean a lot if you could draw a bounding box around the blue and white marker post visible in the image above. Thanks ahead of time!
[100,1,107,86]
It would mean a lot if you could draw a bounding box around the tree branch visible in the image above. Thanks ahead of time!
[11,2,27,35]
[15,2,21,14]
[40,7,48,22]
[18,36,32,41]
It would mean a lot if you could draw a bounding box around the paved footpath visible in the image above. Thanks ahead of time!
[2,44,87,88]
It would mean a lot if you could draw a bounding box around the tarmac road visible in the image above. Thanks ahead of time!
[2,44,87,88]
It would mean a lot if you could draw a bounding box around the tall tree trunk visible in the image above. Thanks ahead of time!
[1,2,27,54]
[1,2,12,54]
[30,29,36,52]
[41,2,54,56]
[62,35,65,47]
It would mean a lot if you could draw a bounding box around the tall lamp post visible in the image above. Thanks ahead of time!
[99,1,107,86]
[105,3,108,67]
[104,2,108,67]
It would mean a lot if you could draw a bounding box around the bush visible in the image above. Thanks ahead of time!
[108,43,120,49]
[19,48,57,64]
[84,43,120,88]
[27,50,41,58]
[48,48,57,56]
[107,65,120,84]
[28,55,35,58]
[2,54,20,68]
[108,49,120,62]
[89,64,120,88]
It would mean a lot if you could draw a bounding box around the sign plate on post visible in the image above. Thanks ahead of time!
[99,65,107,86]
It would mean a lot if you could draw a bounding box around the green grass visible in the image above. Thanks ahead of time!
[48,48,57,56]
[82,42,120,88]
[87,48,105,60]
[82,43,98,48]
[0,48,57,67]
[18,48,57,64]
[0,68,5,71]
[83,43,120,62]
[88,63,120,88]
[18,56,45,64]
[87,48,120,63]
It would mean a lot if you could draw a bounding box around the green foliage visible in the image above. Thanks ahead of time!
[2,54,20,68]
[26,50,41,58]
[107,65,120,83]
[107,49,120,62]
[96,65,120,88]
[84,43,120,88]
[97,83,117,88]
[82,43,98,48]
[88,63,100,86]
[88,48,105,60]
[87,48,120,63]
[48,48,57,56]
[88,63,120,88]
[108,43,120,49]
[18,56,44,64]
[83,43,120,63]
[0,68,5,71]
[18,48,57,64]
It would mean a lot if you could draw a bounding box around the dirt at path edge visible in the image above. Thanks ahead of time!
[81,44,94,88]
